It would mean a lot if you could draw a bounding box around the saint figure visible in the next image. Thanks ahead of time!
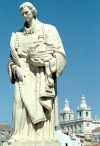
[8,2,66,144]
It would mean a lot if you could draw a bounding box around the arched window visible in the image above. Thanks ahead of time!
[80,112,81,117]
[78,124,81,132]
[69,115,71,120]
[63,114,64,120]
[75,125,76,131]
[86,112,88,117]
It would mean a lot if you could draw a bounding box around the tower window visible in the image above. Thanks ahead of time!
[63,114,64,120]
[75,125,76,130]
[79,124,81,132]
[80,112,81,117]
[86,112,88,117]
[69,115,71,120]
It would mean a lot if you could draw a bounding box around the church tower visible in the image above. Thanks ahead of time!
[60,99,74,132]
[76,95,92,135]
[77,95,91,119]
[60,95,96,136]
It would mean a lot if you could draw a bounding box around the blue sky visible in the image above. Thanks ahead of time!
[0,0,100,125]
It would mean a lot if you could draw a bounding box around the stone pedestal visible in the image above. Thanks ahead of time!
[3,141,61,146]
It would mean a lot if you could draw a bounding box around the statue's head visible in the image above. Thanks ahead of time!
[19,2,37,21]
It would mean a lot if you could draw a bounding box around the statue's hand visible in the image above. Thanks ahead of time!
[30,58,44,66]
[15,66,23,81]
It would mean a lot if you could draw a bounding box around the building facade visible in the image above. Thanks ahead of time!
[0,124,12,146]
[56,130,81,146]
[60,95,100,136]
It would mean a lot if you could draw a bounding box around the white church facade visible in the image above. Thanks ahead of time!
[60,95,100,136]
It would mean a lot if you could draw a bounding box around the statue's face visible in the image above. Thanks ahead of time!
[21,7,33,21]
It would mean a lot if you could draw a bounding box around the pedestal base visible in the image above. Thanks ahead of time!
[3,141,61,146]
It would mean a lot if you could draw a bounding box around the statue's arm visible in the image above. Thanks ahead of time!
[8,59,17,84]
[53,26,66,76]
[46,26,66,76]
[8,33,23,83]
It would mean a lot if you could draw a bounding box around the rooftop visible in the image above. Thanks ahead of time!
[92,127,100,132]
[0,124,12,129]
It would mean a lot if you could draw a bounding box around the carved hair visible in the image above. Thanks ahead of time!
[19,2,37,18]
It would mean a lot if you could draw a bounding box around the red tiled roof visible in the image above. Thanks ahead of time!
[0,124,12,129]
[92,127,100,132]
[0,124,7,128]
[92,144,100,146]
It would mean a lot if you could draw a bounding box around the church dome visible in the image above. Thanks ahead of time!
[80,95,87,109]
[63,99,70,112]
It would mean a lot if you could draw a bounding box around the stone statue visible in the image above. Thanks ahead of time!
[8,2,66,145]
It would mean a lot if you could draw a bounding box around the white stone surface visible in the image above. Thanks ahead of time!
[8,2,66,144]
[92,116,100,130]
[4,141,60,146]
[56,130,81,146]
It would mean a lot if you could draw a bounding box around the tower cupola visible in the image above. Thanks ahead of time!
[80,95,87,109]
[63,99,70,112]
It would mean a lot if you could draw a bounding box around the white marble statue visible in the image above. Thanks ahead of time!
[8,2,66,144]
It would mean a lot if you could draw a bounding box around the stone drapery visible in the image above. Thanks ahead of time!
[8,20,66,141]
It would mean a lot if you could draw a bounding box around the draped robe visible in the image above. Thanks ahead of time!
[8,20,66,141]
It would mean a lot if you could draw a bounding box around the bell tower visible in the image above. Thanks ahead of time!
[76,95,92,135]
[77,95,91,119]
[60,99,74,132]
